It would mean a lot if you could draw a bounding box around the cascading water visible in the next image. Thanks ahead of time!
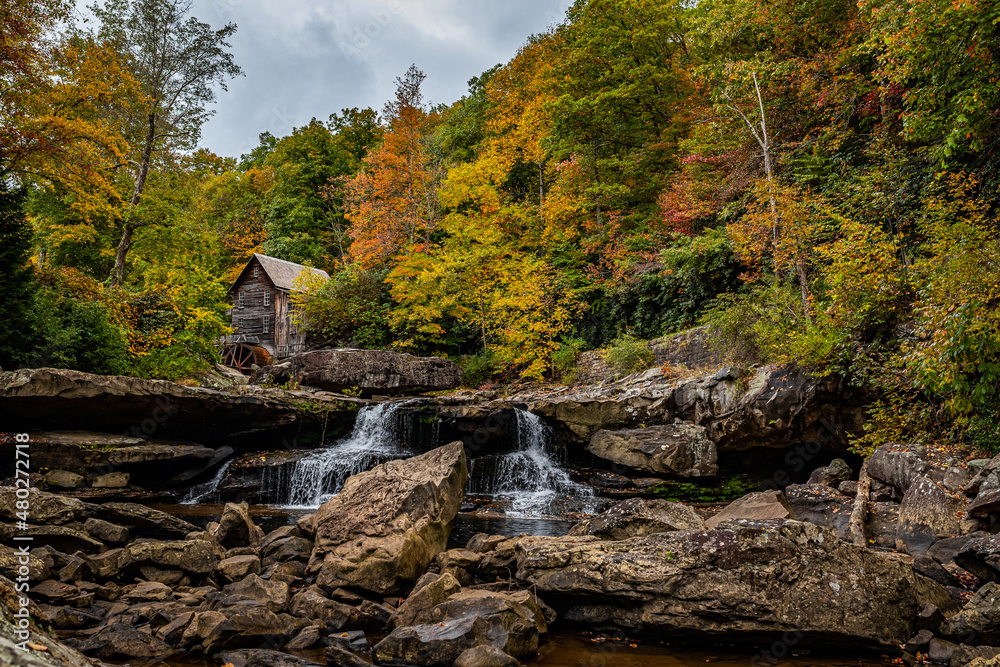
[181,461,232,504]
[468,409,599,517]
[284,401,412,508]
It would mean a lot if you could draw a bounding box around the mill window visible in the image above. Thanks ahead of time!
[264,290,270,306]
[253,267,259,278]
[262,316,270,333]
[238,292,245,309]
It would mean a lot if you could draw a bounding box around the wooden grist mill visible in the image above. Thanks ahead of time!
[219,254,329,373]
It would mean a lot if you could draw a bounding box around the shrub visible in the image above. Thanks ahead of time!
[603,334,654,377]
[457,351,497,388]
[552,337,588,384]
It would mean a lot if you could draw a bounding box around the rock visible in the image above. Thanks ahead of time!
[289,585,354,629]
[288,348,462,395]
[0,367,359,449]
[389,572,463,629]
[704,491,795,530]
[82,622,179,660]
[897,476,965,555]
[839,480,859,496]
[214,501,265,548]
[467,534,506,554]
[87,502,199,539]
[517,520,959,649]
[784,484,854,538]
[905,629,935,654]
[913,555,960,587]
[868,443,970,496]
[954,646,1000,667]
[569,498,704,539]
[869,502,900,549]
[88,549,122,579]
[262,536,313,566]
[0,546,50,582]
[180,610,235,652]
[312,441,468,594]
[223,573,290,613]
[123,580,172,601]
[84,517,129,544]
[22,526,103,555]
[454,645,521,667]
[957,535,1000,583]
[218,554,262,581]
[374,590,544,665]
[0,487,83,525]
[285,624,322,650]
[43,470,84,489]
[32,580,78,603]
[325,645,371,667]
[219,649,325,667]
[941,582,1000,645]
[91,471,129,488]
[588,424,717,476]
[296,513,316,537]
[0,600,102,667]
[118,539,220,575]
[918,604,947,632]
[324,629,369,653]
[929,638,958,665]
[807,458,852,487]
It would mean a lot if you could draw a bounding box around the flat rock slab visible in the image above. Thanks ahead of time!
[289,348,462,395]
[516,519,959,649]
[588,424,717,476]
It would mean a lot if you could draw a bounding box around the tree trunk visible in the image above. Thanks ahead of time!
[796,257,812,324]
[849,460,872,548]
[110,110,156,286]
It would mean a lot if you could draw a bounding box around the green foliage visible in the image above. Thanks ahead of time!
[456,352,498,388]
[649,476,757,503]
[0,188,41,369]
[595,229,742,343]
[965,406,1000,457]
[602,334,655,377]
[552,337,588,384]
[295,266,392,349]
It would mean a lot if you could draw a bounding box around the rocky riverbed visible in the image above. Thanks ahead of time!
[4,436,1000,667]
[6,355,1000,666]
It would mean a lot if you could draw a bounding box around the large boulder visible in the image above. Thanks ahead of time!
[957,535,1000,583]
[213,501,265,548]
[940,582,1000,645]
[896,476,965,555]
[588,425,717,476]
[311,441,468,594]
[569,498,704,540]
[517,519,959,649]
[374,590,545,666]
[288,349,462,395]
[704,491,794,529]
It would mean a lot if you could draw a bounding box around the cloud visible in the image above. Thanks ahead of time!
[180,0,573,158]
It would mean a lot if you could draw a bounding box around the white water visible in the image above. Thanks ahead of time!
[181,461,232,504]
[284,402,411,508]
[468,409,599,517]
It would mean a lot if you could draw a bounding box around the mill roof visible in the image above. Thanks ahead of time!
[228,253,330,295]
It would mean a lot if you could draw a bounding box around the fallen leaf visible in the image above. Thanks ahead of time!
[27,642,48,652]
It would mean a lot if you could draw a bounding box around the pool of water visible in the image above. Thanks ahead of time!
[129,632,894,667]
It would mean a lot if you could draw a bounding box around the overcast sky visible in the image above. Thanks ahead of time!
[148,0,575,159]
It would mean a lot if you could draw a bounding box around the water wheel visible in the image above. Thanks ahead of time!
[221,343,271,374]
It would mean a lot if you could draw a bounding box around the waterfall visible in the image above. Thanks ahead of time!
[181,461,232,505]
[468,409,598,517]
[284,401,412,508]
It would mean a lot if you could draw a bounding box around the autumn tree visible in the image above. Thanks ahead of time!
[89,0,241,285]
[344,65,439,269]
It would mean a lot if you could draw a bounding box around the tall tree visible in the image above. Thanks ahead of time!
[90,0,241,285]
